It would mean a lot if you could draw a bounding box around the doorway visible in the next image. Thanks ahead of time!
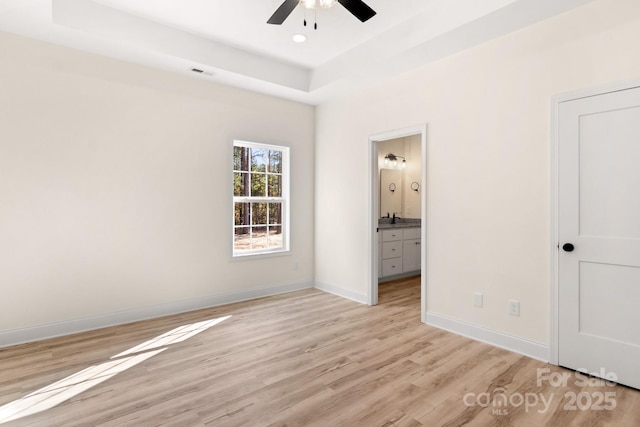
[369,125,427,323]
[552,81,640,390]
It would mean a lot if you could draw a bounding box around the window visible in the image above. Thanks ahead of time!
[233,140,289,256]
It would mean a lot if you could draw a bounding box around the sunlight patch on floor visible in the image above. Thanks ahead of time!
[0,315,231,424]
[0,349,165,423]
[112,315,231,359]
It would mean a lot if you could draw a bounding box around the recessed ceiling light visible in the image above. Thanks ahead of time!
[293,34,306,43]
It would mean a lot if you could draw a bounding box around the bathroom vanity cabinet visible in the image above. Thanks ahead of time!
[379,227,421,280]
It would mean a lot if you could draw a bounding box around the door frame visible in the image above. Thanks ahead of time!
[550,79,640,365]
[368,124,427,323]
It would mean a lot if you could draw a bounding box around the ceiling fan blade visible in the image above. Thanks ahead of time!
[267,0,299,25]
[338,0,376,22]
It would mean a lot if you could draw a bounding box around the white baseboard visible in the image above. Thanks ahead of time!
[314,281,368,305]
[1,280,313,349]
[425,312,549,362]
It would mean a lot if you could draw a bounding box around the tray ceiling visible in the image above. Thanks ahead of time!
[0,0,595,104]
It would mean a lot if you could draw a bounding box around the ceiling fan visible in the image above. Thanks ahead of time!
[267,0,376,25]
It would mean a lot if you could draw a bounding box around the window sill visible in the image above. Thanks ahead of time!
[231,249,291,261]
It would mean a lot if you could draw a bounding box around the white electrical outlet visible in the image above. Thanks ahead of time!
[474,292,483,308]
[508,300,520,316]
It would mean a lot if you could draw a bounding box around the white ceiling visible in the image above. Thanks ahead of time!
[0,0,595,104]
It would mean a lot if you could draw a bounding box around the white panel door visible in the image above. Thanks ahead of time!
[558,86,640,390]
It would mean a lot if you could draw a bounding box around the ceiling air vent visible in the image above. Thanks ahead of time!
[190,67,215,77]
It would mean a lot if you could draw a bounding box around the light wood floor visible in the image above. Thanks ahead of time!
[1,277,639,426]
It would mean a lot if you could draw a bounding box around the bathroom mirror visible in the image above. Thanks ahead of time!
[377,135,422,219]
[380,169,402,217]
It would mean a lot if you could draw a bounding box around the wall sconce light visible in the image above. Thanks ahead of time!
[384,153,407,169]
[384,153,406,169]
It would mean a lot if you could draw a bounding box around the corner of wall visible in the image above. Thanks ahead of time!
[314,281,368,305]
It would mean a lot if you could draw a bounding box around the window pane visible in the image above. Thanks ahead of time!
[267,175,281,197]
[252,226,267,249]
[234,229,250,251]
[234,146,249,171]
[251,173,266,197]
[234,203,250,227]
[269,150,282,173]
[252,202,267,225]
[268,226,283,248]
[234,172,249,197]
[268,203,282,225]
[251,148,267,172]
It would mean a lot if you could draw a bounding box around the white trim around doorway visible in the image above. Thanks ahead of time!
[368,124,427,323]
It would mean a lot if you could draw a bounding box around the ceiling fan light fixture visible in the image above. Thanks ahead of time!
[301,0,336,9]
[268,0,375,25]
[319,0,337,8]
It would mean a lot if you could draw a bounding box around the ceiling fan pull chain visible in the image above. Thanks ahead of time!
[314,9,318,30]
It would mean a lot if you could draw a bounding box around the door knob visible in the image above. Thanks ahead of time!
[562,243,575,252]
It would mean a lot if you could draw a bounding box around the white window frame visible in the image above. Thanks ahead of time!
[232,140,290,258]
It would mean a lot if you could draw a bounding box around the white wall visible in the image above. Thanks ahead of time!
[315,0,640,347]
[402,135,421,218]
[0,32,315,344]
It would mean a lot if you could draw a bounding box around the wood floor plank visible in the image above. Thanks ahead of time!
[1,277,639,426]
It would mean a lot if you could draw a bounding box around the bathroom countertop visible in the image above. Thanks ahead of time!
[378,218,421,229]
